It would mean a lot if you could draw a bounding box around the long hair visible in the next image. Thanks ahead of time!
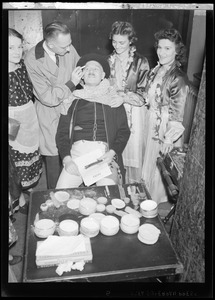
[109,21,138,44]
[9,28,23,42]
[44,21,70,42]
[154,28,187,65]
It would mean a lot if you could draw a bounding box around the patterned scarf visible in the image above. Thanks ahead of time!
[61,79,118,115]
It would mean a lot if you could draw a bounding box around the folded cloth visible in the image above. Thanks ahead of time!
[55,260,85,276]
[36,234,86,258]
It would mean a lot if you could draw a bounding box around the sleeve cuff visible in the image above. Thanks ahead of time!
[65,80,76,92]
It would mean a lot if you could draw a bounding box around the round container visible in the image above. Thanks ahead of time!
[100,216,119,236]
[34,219,56,238]
[138,223,160,245]
[140,200,158,218]
[79,198,97,215]
[97,196,108,205]
[80,217,100,237]
[40,203,48,212]
[67,199,80,210]
[120,214,140,234]
[111,198,125,209]
[96,204,106,212]
[58,220,79,236]
[137,233,159,245]
[54,191,70,202]
[90,213,106,226]
[45,199,54,207]
[106,204,116,214]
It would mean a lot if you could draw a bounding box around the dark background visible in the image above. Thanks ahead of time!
[42,9,193,69]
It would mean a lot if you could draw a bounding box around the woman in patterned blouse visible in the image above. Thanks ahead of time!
[9,28,43,211]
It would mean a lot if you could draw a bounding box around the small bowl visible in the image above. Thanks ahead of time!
[140,200,158,218]
[100,216,119,236]
[34,219,56,238]
[58,220,79,236]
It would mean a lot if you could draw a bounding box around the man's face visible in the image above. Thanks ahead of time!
[83,61,105,86]
[48,33,72,55]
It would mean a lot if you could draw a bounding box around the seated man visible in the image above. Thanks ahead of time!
[56,53,130,188]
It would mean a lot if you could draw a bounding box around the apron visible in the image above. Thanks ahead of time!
[9,100,39,154]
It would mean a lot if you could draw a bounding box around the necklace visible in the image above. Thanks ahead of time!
[109,45,136,90]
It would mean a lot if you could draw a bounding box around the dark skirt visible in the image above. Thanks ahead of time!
[9,147,21,214]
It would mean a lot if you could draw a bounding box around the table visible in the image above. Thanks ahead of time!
[23,183,183,282]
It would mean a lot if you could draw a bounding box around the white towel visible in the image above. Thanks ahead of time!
[36,234,86,257]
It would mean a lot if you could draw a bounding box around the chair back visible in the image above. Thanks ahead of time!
[182,81,198,144]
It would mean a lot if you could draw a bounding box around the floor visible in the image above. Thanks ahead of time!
[9,162,173,283]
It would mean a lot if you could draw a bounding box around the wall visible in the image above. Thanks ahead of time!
[8,10,43,54]
[171,60,205,282]
[9,9,192,69]
[41,9,192,68]
[187,10,206,81]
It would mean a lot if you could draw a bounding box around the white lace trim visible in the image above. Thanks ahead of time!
[21,172,42,187]
[15,154,41,167]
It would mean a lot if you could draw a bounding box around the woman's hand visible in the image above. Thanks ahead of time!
[161,142,173,155]
[99,149,116,165]
[109,95,124,107]
[64,159,80,176]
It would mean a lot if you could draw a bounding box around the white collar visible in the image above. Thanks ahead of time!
[43,41,56,61]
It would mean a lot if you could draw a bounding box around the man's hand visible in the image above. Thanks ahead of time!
[71,66,84,86]
[99,149,116,164]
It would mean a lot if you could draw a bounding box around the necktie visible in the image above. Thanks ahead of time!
[55,54,59,67]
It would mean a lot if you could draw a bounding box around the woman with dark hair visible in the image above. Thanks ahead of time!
[108,21,149,184]
[141,28,189,204]
[9,28,43,211]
